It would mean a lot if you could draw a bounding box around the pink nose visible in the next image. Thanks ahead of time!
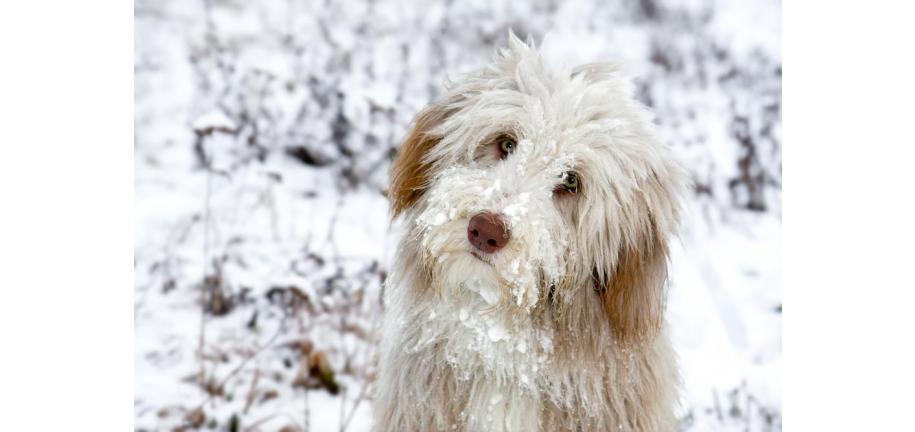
[467,212,510,254]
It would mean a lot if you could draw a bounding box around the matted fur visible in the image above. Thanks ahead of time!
[375,34,689,432]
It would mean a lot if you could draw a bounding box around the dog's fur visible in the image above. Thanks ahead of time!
[374,35,689,432]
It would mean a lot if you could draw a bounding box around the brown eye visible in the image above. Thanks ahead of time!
[558,172,580,194]
[498,136,516,158]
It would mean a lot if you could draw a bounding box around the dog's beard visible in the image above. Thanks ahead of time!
[409,236,558,387]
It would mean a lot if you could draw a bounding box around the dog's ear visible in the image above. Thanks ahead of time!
[389,103,453,218]
[599,216,669,346]
[595,175,678,346]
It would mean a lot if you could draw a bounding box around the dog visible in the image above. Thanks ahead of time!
[374,34,689,432]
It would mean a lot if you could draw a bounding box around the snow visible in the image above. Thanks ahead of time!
[135,0,781,430]
[193,111,237,133]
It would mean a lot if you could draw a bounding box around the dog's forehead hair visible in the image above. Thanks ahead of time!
[422,43,654,190]
[427,97,638,200]
[401,34,679,226]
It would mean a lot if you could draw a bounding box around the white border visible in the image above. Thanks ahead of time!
[0,2,133,430]
[785,1,915,430]
[2,1,915,430]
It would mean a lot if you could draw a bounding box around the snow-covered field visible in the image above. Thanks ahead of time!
[135,0,781,430]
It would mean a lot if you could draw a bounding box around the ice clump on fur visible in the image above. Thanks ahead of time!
[412,279,555,395]
[415,165,569,312]
[408,162,572,401]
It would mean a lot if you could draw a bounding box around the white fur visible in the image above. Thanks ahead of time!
[375,34,689,432]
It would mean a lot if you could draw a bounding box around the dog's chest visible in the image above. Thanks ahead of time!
[401,289,562,430]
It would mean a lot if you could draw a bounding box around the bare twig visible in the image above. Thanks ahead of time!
[338,386,347,432]
[341,377,370,431]
[242,366,261,414]
[243,412,303,432]
[303,384,310,432]
[194,315,288,412]
[712,388,723,421]
[198,132,214,394]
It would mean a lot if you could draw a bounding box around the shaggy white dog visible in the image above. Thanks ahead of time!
[375,34,689,432]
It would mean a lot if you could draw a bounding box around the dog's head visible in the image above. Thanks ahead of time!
[390,35,688,345]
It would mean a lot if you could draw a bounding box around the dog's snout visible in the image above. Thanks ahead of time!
[467,212,510,254]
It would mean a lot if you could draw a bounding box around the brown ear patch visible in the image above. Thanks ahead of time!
[599,216,669,346]
[389,105,452,218]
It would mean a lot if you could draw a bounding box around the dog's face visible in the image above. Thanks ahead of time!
[390,36,687,345]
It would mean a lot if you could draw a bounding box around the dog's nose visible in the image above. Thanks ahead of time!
[467,212,510,254]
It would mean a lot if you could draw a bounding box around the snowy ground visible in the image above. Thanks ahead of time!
[135,0,781,430]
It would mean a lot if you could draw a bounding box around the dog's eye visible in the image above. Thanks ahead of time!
[557,172,580,194]
[498,136,516,159]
